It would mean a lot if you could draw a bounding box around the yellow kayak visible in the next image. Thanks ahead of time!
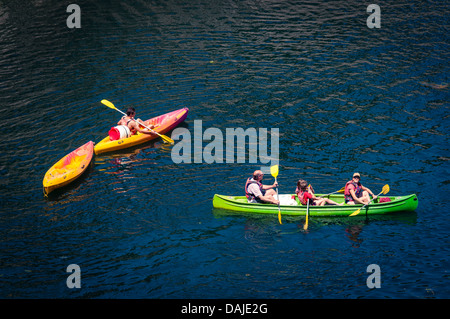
[43,141,94,195]
[94,107,189,155]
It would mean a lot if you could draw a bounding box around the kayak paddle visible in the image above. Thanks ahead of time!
[101,99,174,145]
[270,164,282,224]
[319,186,345,198]
[303,184,312,230]
[304,195,309,230]
[349,184,390,217]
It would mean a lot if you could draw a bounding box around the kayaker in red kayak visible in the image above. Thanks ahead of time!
[245,170,279,205]
[296,180,342,206]
[344,172,377,205]
[117,107,156,135]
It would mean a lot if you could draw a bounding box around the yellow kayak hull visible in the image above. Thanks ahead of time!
[43,141,94,195]
[94,107,188,155]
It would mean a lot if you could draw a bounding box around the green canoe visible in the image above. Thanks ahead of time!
[212,194,418,217]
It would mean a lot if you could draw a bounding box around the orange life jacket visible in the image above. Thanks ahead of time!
[344,181,362,202]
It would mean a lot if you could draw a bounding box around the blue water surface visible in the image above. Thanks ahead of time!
[0,0,448,299]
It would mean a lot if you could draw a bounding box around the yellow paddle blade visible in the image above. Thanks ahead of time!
[382,184,390,194]
[337,186,345,193]
[278,210,282,224]
[349,208,361,217]
[160,134,175,145]
[270,165,279,178]
[304,200,310,230]
[101,99,117,110]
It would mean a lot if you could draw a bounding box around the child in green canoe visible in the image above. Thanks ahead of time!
[295,180,342,206]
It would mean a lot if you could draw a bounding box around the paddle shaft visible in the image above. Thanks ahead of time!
[303,185,311,230]
[349,184,390,217]
[358,189,383,211]
[275,177,282,224]
[319,187,345,198]
[304,196,310,230]
[274,177,279,201]
[269,165,282,224]
[115,108,157,136]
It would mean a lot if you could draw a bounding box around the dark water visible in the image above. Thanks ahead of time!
[0,0,448,300]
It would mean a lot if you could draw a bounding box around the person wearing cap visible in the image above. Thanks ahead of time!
[344,173,377,205]
[117,107,156,135]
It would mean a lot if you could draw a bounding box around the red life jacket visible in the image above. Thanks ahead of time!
[296,188,312,206]
[344,181,363,201]
[245,177,264,201]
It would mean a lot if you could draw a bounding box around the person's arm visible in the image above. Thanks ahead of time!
[249,184,279,204]
[362,186,377,200]
[131,121,155,135]
[262,182,278,190]
[350,189,366,205]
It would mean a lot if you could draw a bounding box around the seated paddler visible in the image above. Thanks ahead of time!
[296,179,342,206]
[117,107,156,135]
[245,170,279,205]
[344,172,377,205]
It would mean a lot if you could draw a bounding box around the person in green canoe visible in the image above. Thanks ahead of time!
[245,170,279,205]
[296,179,342,206]
[344,172,377,205]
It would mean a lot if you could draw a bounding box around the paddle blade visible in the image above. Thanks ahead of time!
[278,210,282,224]
[337,186,345,193]
[101,99,116,110]
[270,165,279,178]
[160,134,175,145]
[382,184,390,195]
[349,208,361,217]
[304,202,309,230]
